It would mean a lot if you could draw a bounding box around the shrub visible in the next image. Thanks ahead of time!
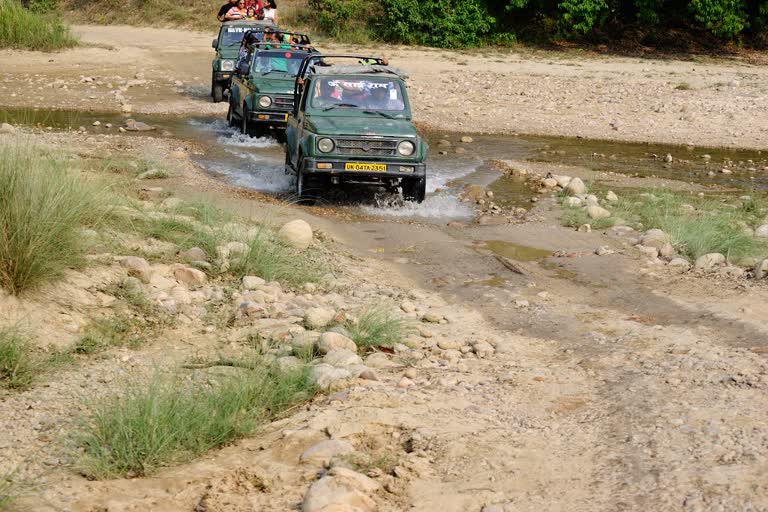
[0,0,77,50]
[77,363,316,478]
[557,0,609,34]
[346,305,409,351]
[0,144,110,294]
[689,0,748,39]
[0,327,39,390]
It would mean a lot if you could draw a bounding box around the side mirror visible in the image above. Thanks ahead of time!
[237,61,250,76]
[212,39,218,49]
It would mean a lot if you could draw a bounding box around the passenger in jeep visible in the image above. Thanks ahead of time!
[224,0,247,20]
[217,0,238,21]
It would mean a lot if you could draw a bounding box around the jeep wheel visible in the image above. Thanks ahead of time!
[295,168,305,198]
[241,107,250,136]
[226,100,237,127]
[212,79,224,103]
[402,177,426,203]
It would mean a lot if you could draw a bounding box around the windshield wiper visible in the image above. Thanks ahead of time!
[322,103,359,111]
[363,110,397,119]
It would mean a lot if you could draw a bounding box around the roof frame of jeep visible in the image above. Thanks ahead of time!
[242,29,312,45]
[293,54,388,110]
[248,42,316,54]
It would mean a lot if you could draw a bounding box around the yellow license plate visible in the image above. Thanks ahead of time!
[344,163,387,172]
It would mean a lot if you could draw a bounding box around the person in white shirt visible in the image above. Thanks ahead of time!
[263,0,278,23]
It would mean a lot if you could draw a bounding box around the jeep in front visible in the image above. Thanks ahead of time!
[285,55,427,203]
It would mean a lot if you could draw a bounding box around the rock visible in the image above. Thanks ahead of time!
[754,258,768,279]
[422,312,443,323]
[595,246,615,256]
[324,349,363,367]
[577,224,592,233]
[136,169,167,180]
[720,168,733,175]
[118,127,127,133]
[754,224,768,239]
[217,241,248,261]
[659,242,675,260]
[668,257,690,269]
[565,177,586,196]
[318,332,358,355]
[437,139,451,146]
[311,364,352,390]
[0,122,16,134]
[169,285,191,305]
[586,205,610,219]
[664,153,673,163]
[542,177,558,188]
[455,147,466,154]
[640,229,670,249]
[276,356,302,371]
[121,276,144,293]
[358,369,379,381]
[278,219,313,251]
[364,352,396,368]
[161,197,183,209]
[300,439,355,466]
[437,339,459,350]
[460,135,474,143]
[472,341,495,357]
[554,175,572,188]
[180,247,207,262]
[121,105,134,114]
[461,184,486,203]
[694,253,726,271]
[119,256,152,283]
[302,470,378,512]
[636,245,659,259]
[124,119,154,131]
[398,377,415,388]
[564,197,582,208]
[305,307,336,329]
[242,275,266,290]
[606,191,618,202]
[171,265,207,289]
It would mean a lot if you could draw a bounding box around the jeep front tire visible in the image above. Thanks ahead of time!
[402,177,426,203]
[211,74,224,103]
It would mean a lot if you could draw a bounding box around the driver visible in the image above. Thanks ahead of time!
[365,85,403,110]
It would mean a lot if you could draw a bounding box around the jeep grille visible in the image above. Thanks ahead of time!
[335,138,397,156]
[273,96,294,109]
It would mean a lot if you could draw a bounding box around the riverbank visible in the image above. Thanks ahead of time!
[0,25,766,149]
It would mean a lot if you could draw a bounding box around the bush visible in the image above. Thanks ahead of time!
[689,0,749,39]
[346,305,409,351]
[0,327,39,390]
[0,0,77,50]
[0,144,110,294]
[77,363,316,478]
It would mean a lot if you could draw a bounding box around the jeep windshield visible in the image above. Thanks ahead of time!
[251,50,307,76]
[220,26,254,47]
[310,77,407,113]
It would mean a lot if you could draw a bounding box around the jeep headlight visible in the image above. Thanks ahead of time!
[397,140,415,156]
[317,138,335,153]
[258,96,272,108]
[221,60,235,72]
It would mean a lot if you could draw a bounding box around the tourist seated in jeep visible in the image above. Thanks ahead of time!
[285,55,427,202]
[217,0,237,21]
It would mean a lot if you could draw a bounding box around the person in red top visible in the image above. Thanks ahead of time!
[244,0,263,14]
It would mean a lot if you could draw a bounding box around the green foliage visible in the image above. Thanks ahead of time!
[689,0,748,38]
[308,0,377,42]
[77,363,316,478]
[0,0,77,50]
[0,144,111,294]
[0,327,39,390]
[346,305,410,351]
[558,0,608,34]
[0,470,14,509]
[72,316,146,355]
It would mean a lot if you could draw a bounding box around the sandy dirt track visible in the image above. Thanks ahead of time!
[0,25,767,149]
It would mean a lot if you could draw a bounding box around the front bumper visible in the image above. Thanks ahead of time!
[213,71,232,83]
[302,158,426,179]
[248,110,290,125]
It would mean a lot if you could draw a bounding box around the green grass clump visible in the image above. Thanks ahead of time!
[77,363,316,478]
[0,470,15,510]
[229,225,320,287]
[72,316,144,355]
[0,0,77,50]
[346,306,409,351]
[561,189,768,261]
[0,144,111,294]
[0,327,39,390]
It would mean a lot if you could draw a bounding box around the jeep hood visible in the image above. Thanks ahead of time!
[248,77,295,95]
[305,116,416,138]
[218,48,240,59]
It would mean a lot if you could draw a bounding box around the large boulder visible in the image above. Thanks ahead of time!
[565,177,586,196]
[278,219,313,251]
[119,256,152,284]
[640,229,671,249]
[172,265,207,289]
[0,123,16,134]
[586,205,610,219]
[302,468,379,512]
[310,364,352,390]
[305,307,336,329]
[694,253,726,271]
[317,332,358,355]
[323,349,363,368]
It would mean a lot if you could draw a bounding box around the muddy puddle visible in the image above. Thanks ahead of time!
[3,106,767,222]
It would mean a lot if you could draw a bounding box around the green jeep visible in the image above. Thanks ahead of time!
[211,20,276,103]
[227,33,315,137]
[285,55,427,202]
